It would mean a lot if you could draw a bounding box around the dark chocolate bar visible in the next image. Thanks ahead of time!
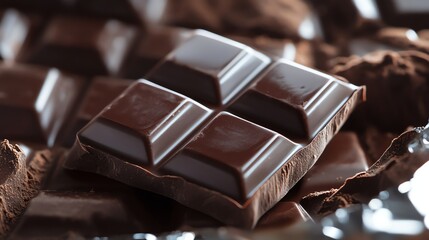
[24,16,137,76]
[0,64,83,146]
[65,30,364,228]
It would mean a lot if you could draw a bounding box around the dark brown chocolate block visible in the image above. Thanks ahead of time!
[121,26,192,79]
[147,30,270,106]
[76,77,134,129]
[0,64,83,146]
[162,112,300,202]
[65,76,134,146]
[25,16,137,76]
[78,80,211,166]
[230,60,356,140]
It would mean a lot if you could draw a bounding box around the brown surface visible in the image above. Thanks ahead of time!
[332,50,429,133]
[0,140,54,237]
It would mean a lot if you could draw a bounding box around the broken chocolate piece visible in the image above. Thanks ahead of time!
[286,132,368,202]
[66,58,363,227]
[78,80,211,166]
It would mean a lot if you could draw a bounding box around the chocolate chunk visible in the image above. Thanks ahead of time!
[331,50,429,133]
[78,80,211,166]
[230,60,356,140]
[121,26,192,78]
[64,76,133,146]
[66,57,363,227]
[286,132,368,202]
[147,30,270,105]
[162,112,300,202]
[0,64,83,146]
[25,16,136,76]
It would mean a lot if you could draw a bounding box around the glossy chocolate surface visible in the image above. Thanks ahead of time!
[79,80,211,166]
[163,112,300,202]
[0,64,82,146]
[230,60,355,140]
[147,30,270,105]
[26,16,136,75]
[66,32,363,227]
[0,0,411,236]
